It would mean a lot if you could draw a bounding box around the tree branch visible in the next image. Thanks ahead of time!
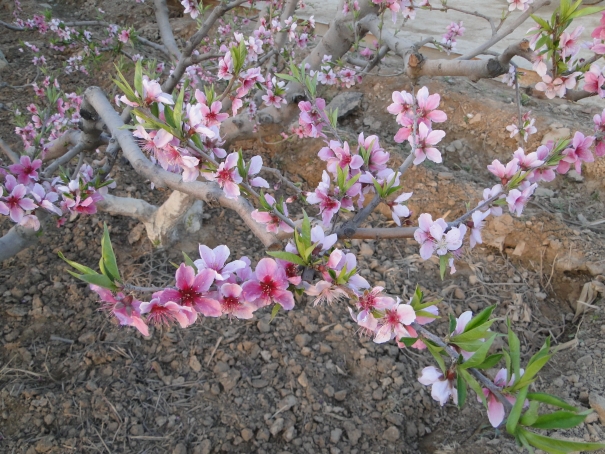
[83,86,280,249]
[153,0,182,60]
[0,137,20,164]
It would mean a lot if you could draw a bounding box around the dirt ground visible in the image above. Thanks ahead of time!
[2,1,605,453]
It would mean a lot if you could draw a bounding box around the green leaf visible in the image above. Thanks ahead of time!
[182,251,198,273]
[415,309,439,320]
[58,251,98,276]
[134,59,144,101]
[270,303,281,322]
[507,320,521,385]
[457,368,487,407]
[520,401,540,426]
[513,354,552,391]
[569,4,605,19]
[66,270,116,290]
[519,427,605,453]
[425,341,447,374]
[399,337,418,348]
[530,411,588,430]
[301,210,311,247]
[448,314,457,335]
[450,339,486,352]
[463,305,496,333]
[530,14,551,31]
[506,384,529,435]
[460,334,496,369]
[173,83,185,130]
[475,353,503,370]
[526,393,577,412]
[457,373,467,408]
[266,251,307,267]
[343,171,361,192]
[164,106,176,129]
[276,73,299,83]
[101,223,120,282]
[439,255,447,280]
[450,320,495,343]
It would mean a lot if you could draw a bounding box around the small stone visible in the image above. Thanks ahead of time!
[283,425,296,442]
[270,418,284,436]
[78,332,95,344]
[326,92,363,119]
[454,288,465,299]
[406,421,418,438]
[294,333,311,347]
[383,426,400,442]
[359,242,374,257]
[589,392,605,423]
[324,384,335,397]
[128,224,145,244]
[451,139,463,151]
[251,379,269,388]
[535,187,555,198]
[469,113,482,124]
[334,390,347,401]
[343,421,361,445]
[330,428,343,444]
[189,355,202,372]
[577,355,593,367]
[256,428,270,441]
[6,306,28,317]
[372,388,383,400]
[34,436,55,453]
[257,319,271,333]
[130,424,144,435]
[241,428,254,442]
[469,275,479,285]
[297,372,309,387]
[0,49,8,72]
[43,414,55,425]
[567,169,584,182]
[277,395,298,412]
[172,443,187,454]
[319,343,332,354]
[196,439,211,454]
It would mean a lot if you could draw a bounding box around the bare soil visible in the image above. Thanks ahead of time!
[2,1,605,453]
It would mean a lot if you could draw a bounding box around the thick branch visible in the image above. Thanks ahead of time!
[0,137,20,164]
[345,227,415,239]
[97,194,158,222]
[153,0,182,60]
[0,224,40,262]
[83,86,279,249]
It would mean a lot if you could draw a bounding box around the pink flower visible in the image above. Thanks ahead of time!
[311,225,337,252]
[242,258,294,309]
[247,155,269,188]
[197,100,229,127]
[0,175,37,223]
[512,147,543,170]
[429,222,465,257]
[90,285,149,336]
[468,210,490,249]
[416,86,447,124]
[507,0,533,12]
[358,133,389,173]
[410,122,445,165]
[418,366,457,406]
[304,280,348,306]
[373,297,416,343]
[414,213,447,255]
[217,283,255,319]
[194,245,246,281]
[487,158,519,185]
[318,140,363,174]
[217,52,233,80]
[507,183,537,216]
[306,171,342,227]
[141,77,174,105]
[139,298,194,328]
[535,75,565,99]
[8,155,42,184]
[262,89,286,108]
[583,64,605,97]
[251,194,293,233]
[205,152,242,199]
[30,183,62,216]
[390,192,413,226]
[559,26,584,60]
[118,29,130,43]
[387,90,414,124]
[479,368,521,428]
[557,131,595,174]
[350,287,395,333]
[159,265,221,317]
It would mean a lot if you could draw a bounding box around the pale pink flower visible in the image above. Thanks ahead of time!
[251,194,293,233]
[306,171,341,227]
[481,184,504,216]
[513,147,543,170]
[205,152,242,199]
[416,86,447,124]
[468,210,490,249]
[387,90,414,124]
[583,64,605,97]
[350,287,395,333]
[304,280,348,306]
[311,225,338,252]
[194,245,246,281]
[414,213,447,256]
[507,183,537,216]
[374,297,416,343]
[242,258,294,309]
[508,0,533,12]
[410,122,445,165]
[418,366,457,406]
[535,75,565,99]
[318,140,363,174]
[247,155,269,188]
[487,158,519,185]
[559,26,584,60]
[141,77,174,105]
[390,192,413,226]
[479,368,523,428]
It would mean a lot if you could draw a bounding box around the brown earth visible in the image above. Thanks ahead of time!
[2,0,605,453]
